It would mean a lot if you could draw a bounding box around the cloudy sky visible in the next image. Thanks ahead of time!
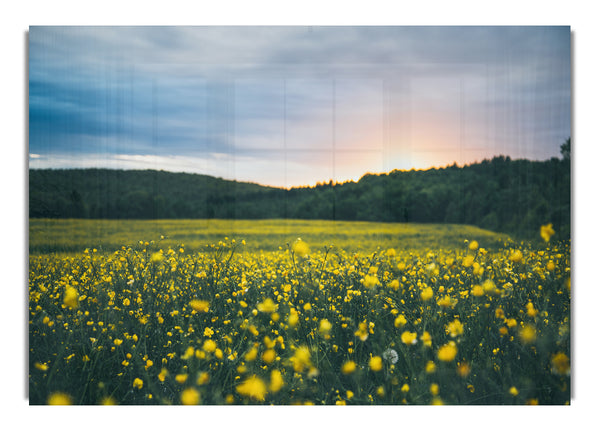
[28,26,571,188]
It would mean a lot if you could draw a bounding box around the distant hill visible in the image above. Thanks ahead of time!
[29,151,571,240]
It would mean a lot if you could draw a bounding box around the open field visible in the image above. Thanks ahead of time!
[28,219,570,405]
[29,219,513,255]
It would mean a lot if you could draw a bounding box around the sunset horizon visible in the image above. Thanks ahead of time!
[29,26,571,189]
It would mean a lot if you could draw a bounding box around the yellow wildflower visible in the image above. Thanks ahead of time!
[197,372,210,386]
[420,287,434,301]
[202,339,217,353]
[540,223,555,242]
[236,375,267,401]
[269,369,284,392]
[189,299,210,312]
[47,392,72,405]
[257,298,278,313]
[132,378,143,389]
[341,360,356,375]
[519,324,537,344]
[262,349,276,364]
[401,331,417,345]
[437,342,458,362]
[394,314,407,328]
[175,374,188,384]
[551,352,570,376]
[181,388,201,405]
[369,355,383,372]
[63,287,79,309]
[445,319,464,338]
[292,239,310,257]
[289,346,312,372]
[319,319,332,336]
[421,331,432,347]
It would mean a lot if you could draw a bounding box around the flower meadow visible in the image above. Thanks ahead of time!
[29,220,570,405]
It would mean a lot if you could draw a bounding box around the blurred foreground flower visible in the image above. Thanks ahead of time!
[540,223,555,242]
[236,375,267,401]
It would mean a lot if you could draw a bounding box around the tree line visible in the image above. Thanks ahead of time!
[29,140,571,239]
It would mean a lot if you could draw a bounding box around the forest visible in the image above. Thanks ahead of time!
[29,140,571,240]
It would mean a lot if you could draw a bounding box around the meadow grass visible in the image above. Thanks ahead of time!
[28,219,570,405]
[29,218,511,255]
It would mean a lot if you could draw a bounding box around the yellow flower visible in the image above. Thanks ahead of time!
[400,331,417,345]
[262,349,276,364]
[457,362,471,377]
[236,375,267,401]
[425,360,436,374]
[551,352,570,376]
[100,396,117,405]
[445,319,464,338]
[269,369,284,392]
[292,239,310,257]
[509,386,519,396]
[526,302,538,317]
[471,284,484,297]
[189,299,210,312]
[462,255,474,267]
[430,383,439,396]
[469,240,479,250]
[202,339,217,353]
[289,346,312,372]
[47,392,72,405]
[420,331,432,348]
[505,318,517,328]
[257,298,278,313]
[519,324,537,344]
[369,355,383,372]
[354,322,369,341]
[481,278,495,293]
[288,311,299,327]
[197,372,210,386]
[181,388,200,405]
[401,383,410,393]
[113,338,123,346]
[244,347,258,362]
[34,362,49,371]
[420,287,434,301]
[394,314,407,328]
[437,295,457,309]
[437,342,458,362]
[182,346,195,359]
[509,249,523,263]
[132,378,144,389]
[319,319,332,335]
[341,360,356,375]
[362,274,379,289]
[540,223,555,242]
[175,374,188,384]
[63,287,79,309]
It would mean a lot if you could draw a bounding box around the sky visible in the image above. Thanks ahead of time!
[28,26,571,188]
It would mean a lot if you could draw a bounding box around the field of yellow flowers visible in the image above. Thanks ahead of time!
[28,220,570,405]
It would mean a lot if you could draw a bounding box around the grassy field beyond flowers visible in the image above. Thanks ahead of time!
[28,219,570,405]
